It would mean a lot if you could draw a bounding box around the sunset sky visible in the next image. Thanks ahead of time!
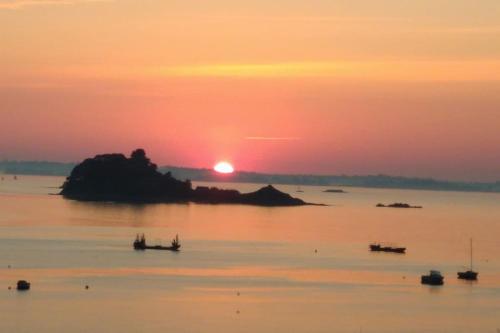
[1,0,499,181]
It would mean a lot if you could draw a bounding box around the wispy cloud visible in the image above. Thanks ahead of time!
[156,61,500,81]
[259,16,409,23]
[428,26,500,34]
[0,0,110,9]
[183,14,410,23]
[159,62,347,78]
[7,60,500,84]
[245,137,301,141]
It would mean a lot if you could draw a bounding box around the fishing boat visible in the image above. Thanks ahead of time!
[421,270,444,285]
[133,234,180,251]
[17,280,30,290]
[370,243,406,254]
[457,238,478,280]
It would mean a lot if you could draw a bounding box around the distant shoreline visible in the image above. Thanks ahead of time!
[1,160,499,194]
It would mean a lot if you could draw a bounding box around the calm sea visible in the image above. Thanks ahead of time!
[1,175,499,333]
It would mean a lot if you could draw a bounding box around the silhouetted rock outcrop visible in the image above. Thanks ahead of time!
[60,149,192,202]
[376,202,422,208]
[240,185,305,206]
[61,149,309,206]
[323,189,346,193]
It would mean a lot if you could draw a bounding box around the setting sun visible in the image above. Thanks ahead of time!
[214,161,234,174]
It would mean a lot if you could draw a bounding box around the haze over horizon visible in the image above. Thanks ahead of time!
[1,0,499,182]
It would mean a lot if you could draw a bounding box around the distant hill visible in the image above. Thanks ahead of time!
[160,166,500,193]
[1,160,499,193]
[0,160,75,176]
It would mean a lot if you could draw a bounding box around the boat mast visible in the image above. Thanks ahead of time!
[470,238,473,271]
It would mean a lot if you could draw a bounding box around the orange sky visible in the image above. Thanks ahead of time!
[0,0,499,181]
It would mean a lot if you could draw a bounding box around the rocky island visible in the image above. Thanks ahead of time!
[323,189,346,193]
[376,202,423,209]
[60,149,310,206]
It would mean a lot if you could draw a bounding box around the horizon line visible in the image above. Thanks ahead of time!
[0,159,498,185]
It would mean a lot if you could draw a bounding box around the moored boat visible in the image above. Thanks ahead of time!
[17,280,30,290]
[457,238,478,281]
[421,270,444,285]
[370,243,406,254]
[457,270,478,280]
[133,234,180,251]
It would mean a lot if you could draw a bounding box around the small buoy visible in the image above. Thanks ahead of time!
[85,285,89,290]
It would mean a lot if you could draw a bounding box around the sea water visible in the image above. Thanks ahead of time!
[1,175,499,333]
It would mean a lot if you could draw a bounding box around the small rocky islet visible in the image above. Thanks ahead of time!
[323,189,346,193]
[60,149,312,206]
[376,202,423,209]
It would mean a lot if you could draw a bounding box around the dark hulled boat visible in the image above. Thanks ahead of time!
[17,280,30,290]
[133,234,181,251]
[370,243,406,254]
[457,238,478,281]
[421,270,444,285]
[457,270,478,280]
